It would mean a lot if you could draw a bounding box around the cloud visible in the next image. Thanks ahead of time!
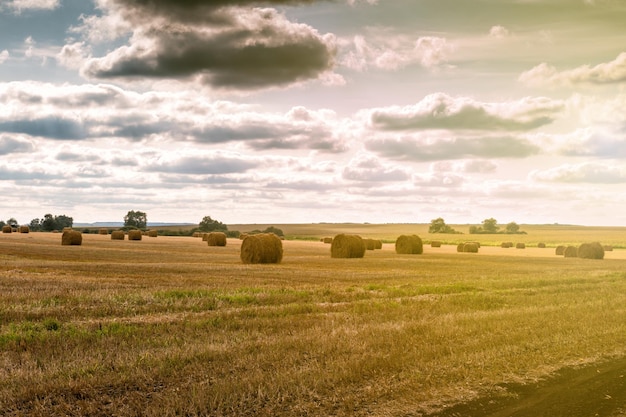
[342,153,410,182]
[0,117,87,140]
[80,2,337,89]
[366,134,540,162]
[4,0,59,12]
[554,127,626,158]
[0,136,34,154]
[340,31,451,72]
[531,162,626,184]
[519,52,626,86]
[488,25,510,39]
[144,154,259,175]
[0,50,9,64]
[368,93,562,131]
[57,42,91,70]
[0,82,348,151]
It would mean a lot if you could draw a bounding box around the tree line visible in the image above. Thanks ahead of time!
[429,217,525,234]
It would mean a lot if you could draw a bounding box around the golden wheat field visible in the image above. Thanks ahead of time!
[2,226,626,416]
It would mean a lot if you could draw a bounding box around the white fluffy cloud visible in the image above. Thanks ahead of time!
[0,50,9,64]
[4,0,59,12]
[531,162,626,184]
[367,93,563,131]
[519,52,626,86]
[340,31,451,72]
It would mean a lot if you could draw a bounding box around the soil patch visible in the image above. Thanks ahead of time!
[430,357,626,417]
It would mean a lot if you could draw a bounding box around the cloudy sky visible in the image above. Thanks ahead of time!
[1,0,626,226]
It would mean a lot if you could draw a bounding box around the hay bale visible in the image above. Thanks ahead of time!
[2,225,11,233]
[99,228,108,235]
[239,233,248,240]
[463,242,479,253]
[563,246,578,258]
[61,230,82,246]
[19,226,29,234]
[374,239,383,249]
[431,241,442,248]
[555,245,565,255]
[457,243,465,252]
[395,235,423,255]
[323,237,333,244]
[111,230,125,240]
[516,243,526,249]
[577,242,604,260]
[537,242,546,248]
[240,233,283,264]
[207,232,227,247]
[364,238,377,251]
[128,230,142,241]
[501,242,513,248]
[192,232,202,238]
[331,234,366,258]
[603,245,614,252]
[147,230,158,237]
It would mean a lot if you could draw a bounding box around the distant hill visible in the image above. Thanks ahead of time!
[74,222,196,228]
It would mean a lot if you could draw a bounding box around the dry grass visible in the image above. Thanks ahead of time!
[1,229,626,416]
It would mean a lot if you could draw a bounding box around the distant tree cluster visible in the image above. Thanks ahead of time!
[124,210,147,229]
[428,218,462,234]
[198,216,228,233]
[469,218,526,235]
[248,226,284,237]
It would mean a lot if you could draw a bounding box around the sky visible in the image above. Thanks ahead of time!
[1,0,626,226]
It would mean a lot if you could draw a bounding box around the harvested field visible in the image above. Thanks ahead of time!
[1,229,626,416]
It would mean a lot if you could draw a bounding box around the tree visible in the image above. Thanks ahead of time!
[505,222,520,234]
[428,217,459,234]
[198,216,227,232]
[481,218,499,234]
[6,218,18,228]
[124,210,147,229]
[29,218,41,232]
[39,214,73,231]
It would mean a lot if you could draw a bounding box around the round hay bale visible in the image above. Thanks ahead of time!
[457,243,465,252]
[563,246,578,258]
[603,245,614,252]
[516,243,526,249]
[99,228,108,235]
[374,239,383,250]
[61,230,82,246]
[537,242,546,248]
[240,233,283,264]
[239,233,248,240]
[431,241,442,248]
[19,226,29,234]
[323,237,333,244]
[331,234,366,259]
[192,232,201,238]
[463,242,479,253]
[147,230,158,237]
[128,230,143,241]
[364,238,377,251]
[111,230,125,240]
[555,245,565,255]
[207,232,227,247]
[2,225,11,233]
[395,234,423,255]
[577,242,604,260]
[501,242,512,248]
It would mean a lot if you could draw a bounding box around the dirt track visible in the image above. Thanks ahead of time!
[430,357,626,417]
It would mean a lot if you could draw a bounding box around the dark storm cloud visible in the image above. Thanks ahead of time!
[83,2,337,89]
[0,117,87,140]
[366,136,540,162]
